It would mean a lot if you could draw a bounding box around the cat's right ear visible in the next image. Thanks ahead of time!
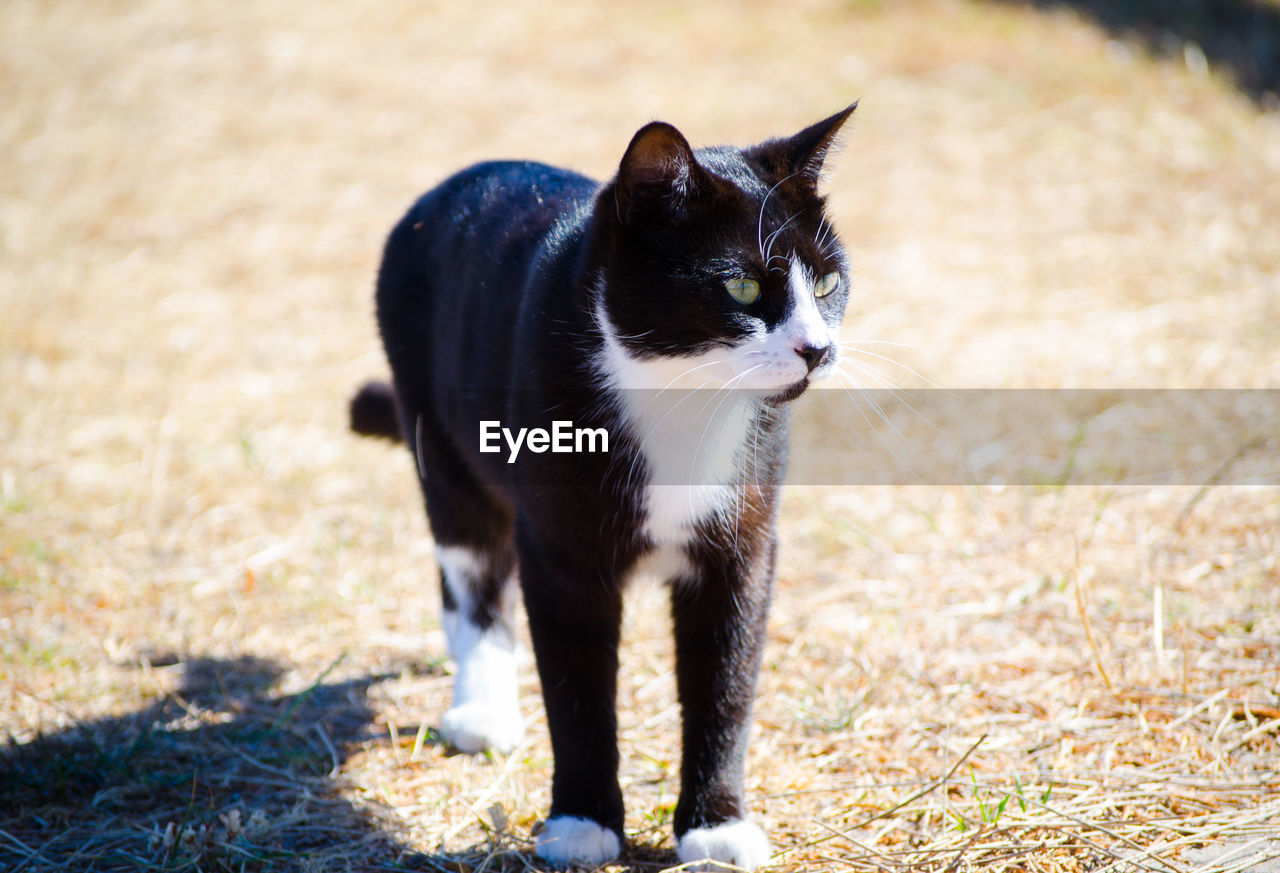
[784,101,858,189]
[615,122,704,222]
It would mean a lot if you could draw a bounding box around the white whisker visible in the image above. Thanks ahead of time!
[654,357,727,397]
[686,365,763,522]
[763,211,802,267]
[831,368,916,476]
[837,359,933,432]
[839,343,942,390]
[840,356,905,391]
[415,414,428,484]
[841,338,927,349]
[756,172,799,261]
[636,373,720,456]
[814,215,835,253]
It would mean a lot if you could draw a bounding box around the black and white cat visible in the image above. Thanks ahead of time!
[350,104,856,870]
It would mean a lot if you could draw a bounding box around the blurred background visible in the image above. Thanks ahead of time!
[2,1,1278,870]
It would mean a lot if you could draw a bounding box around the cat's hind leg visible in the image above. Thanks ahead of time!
[406,402,524,754]
[435,542,524,754]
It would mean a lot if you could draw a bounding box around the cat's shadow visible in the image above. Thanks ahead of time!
[994,0,1280,105]
[0,653,675,872]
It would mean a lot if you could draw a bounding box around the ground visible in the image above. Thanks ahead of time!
[1,0,1278,871]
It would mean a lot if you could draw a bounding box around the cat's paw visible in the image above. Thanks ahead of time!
[440,703,523,754]
[677,819,771,871]
[535,815,622,867]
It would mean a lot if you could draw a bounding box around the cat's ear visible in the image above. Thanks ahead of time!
[780,101,859,188]
[615,122,704,221]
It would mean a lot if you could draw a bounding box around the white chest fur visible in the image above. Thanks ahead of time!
[594,301,761,565]
[629,391,753,549]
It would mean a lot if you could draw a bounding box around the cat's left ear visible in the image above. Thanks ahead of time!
[615,121,706,222]
[782,101,859,188]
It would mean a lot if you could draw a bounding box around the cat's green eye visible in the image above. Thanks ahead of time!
[724,276,761,305]
[815,272,841,298]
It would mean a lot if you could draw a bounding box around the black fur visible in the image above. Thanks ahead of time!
[349,380,402,441]
[352,105,856,861]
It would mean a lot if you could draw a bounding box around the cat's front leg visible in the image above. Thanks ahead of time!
[670,540,776,872]
[518,532,626,867]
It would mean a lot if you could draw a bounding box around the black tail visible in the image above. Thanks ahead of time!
[349,381,403,442]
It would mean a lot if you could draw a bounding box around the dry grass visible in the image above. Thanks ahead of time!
[2,0,1278,870]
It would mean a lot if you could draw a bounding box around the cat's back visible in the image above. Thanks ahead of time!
[401,160,597,261]
[378,161,595,335]
[376,160,598,391]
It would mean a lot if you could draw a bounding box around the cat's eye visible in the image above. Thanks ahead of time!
[724,277,760,305]
[815,272,841,298]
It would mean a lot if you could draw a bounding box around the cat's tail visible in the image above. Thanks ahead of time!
[349,380,404,442]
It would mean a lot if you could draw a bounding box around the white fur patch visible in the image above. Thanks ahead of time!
[440,700,523,754]
[592,261,838,570]
[436,545,484,653]
[785,257,837,381]
[599,298,808,397]
[535,816,622,867]
[594,300,759,554]
[593,257,838,402]
[435,546,523,754]
[621,382,753,551]
[677,819,772,871]
[436,546,486,578]
[628,538,694,584]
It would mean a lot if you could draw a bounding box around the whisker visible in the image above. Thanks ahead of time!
[415,414,428,484]
[654,357,726,397]
[839,355,904,389]
[756,172,800,261]
[686,365,763,522]
[837,360,934,432]
[840,338,928,349]
[848,379,896,434]
[763,211,803,266]
[839,343,944,391]
[814,215,833,252]
[636,373,720,455]
[831,368,916,476]
[839,361,929,424]
[616,359,732,478]
[689,365,763,487]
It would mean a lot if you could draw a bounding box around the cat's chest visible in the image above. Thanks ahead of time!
[617,388,759,555]
[625,483,732,584]
[593,295,771,573]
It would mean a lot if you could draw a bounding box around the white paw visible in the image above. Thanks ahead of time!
[440,702,523,754]
[535,815,621,867]
[677,819,771,871]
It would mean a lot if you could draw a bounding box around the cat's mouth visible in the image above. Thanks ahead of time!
[763,378,811,405]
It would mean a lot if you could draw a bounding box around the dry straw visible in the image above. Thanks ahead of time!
[2,0,1278,870]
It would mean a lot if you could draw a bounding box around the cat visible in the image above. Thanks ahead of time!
[349,103,856,870]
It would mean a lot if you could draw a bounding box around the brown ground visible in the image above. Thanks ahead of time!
[2,1,1278,870]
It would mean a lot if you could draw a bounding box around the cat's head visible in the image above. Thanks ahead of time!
[593,104,856,403]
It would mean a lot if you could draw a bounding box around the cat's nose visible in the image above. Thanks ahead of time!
[796,342,830,374]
